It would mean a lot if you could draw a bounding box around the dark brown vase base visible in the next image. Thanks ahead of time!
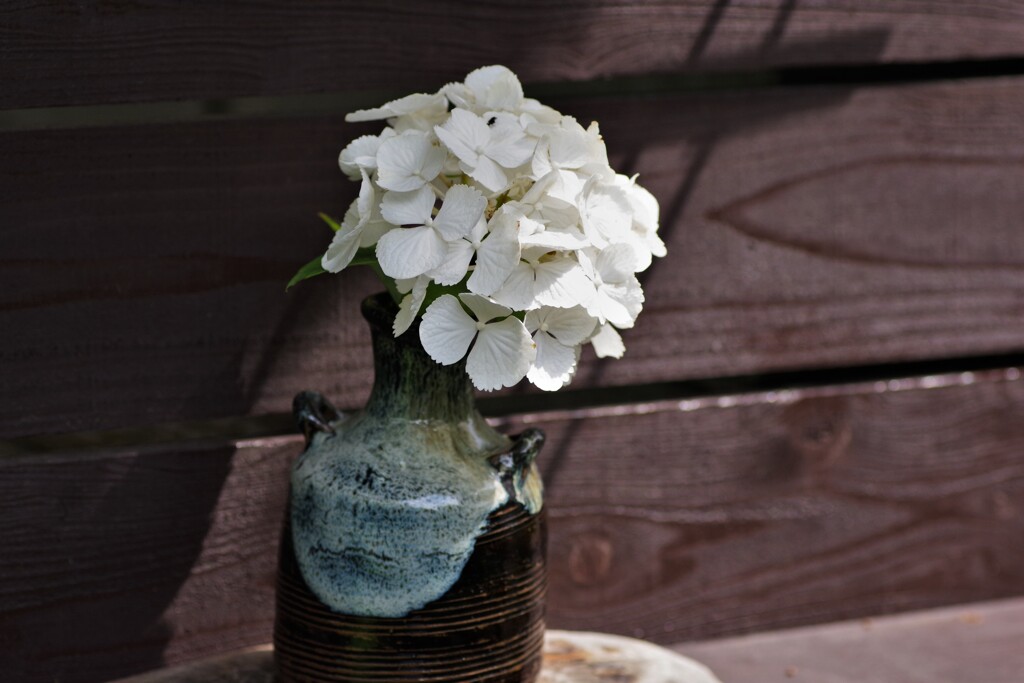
[275,502,547,683]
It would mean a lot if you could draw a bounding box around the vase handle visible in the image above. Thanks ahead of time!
[489,428,545,476]
[487,428,545,511]
[293,391,345,446]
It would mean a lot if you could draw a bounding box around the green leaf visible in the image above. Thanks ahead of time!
[318,212,341,232]
[286,256,326,290]
[349,246,378,267]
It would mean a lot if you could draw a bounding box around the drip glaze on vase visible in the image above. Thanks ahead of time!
[275,293,546,683]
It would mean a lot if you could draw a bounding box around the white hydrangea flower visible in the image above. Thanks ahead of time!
[529,116,594,177]
[420,293,536,391]
[338,129,396,180]
[435,109,535,193]
[394,275,430,336]
[467,209,522,295]
[614,173,666,272]
[578,178,634,249]
[429,207,522,292]
[346,92,448,125]
[375,131,447,192]
[525,306,598,391]
[322,172,391,272]
[376,184,487,279]
[590,323,626,359]
[513,172,588,251]
[579,245,645,329]
[304,64,666,392]
[492,248,595,312]
[444,65,524,113]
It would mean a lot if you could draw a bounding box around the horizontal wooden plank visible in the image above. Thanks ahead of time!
[6,77,1024,437]
[505,369,1024,641]
[0,439,290,683]
[674,598,1024,682]
[2,369,1023,682]
[4,1,1024,109]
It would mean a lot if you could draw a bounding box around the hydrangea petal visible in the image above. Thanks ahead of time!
[467,317,535,391]
[519,223,589,251]
[527,331,579,391]
[526,306,598,346]
[339,134,386,180]
[429,239,475,286]
[621,232,654,273]
[380,185,435,226]
[580,182,632,247]
[534,258,595,309]
[458,292,513,324]
[358,215,392,247]
[598,242,642,282]
[420,295,478,365]
[435,109,487,165]
[395,276,419,295]
[490,262,536,311]
[377,133,445,192]
[346,92,446,122]
[546,118,592,169]
[321,225,362,273]
[394,276,430,336]
[433,184,486,241]
[646,229,668,259]
[442,82,473,111]
[590,323,625,359]
[376,225,447,279]
[355,171,376,218]
[590,281,643,329]
[487,118,535,168]
[548,169,587,206]
[464,65,524,111]
[468,218,520,295]
[465,155,508,193]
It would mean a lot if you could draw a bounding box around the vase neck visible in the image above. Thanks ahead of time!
[363,295,479,422]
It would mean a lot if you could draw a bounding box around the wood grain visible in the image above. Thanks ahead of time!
[0,439,289,683]
[5,77,1024,437]
[2,369,1023,682]
[506,369,1024,641]
[5,1,1024,109]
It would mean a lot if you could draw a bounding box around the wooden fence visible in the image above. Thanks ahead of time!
[2,3,1024,682]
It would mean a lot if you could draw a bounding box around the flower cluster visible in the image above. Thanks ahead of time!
[302,65,664,391]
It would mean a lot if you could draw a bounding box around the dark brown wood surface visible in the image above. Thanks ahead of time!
[3,368,1022,683]
[675,598,1024,682]
[6,77,1024,438]
[4,1,1024,109]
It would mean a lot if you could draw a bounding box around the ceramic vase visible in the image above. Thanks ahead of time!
[274,293,547,682]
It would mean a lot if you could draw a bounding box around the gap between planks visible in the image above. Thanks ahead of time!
[5,56,1024,132]
[2,359,1021,459]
